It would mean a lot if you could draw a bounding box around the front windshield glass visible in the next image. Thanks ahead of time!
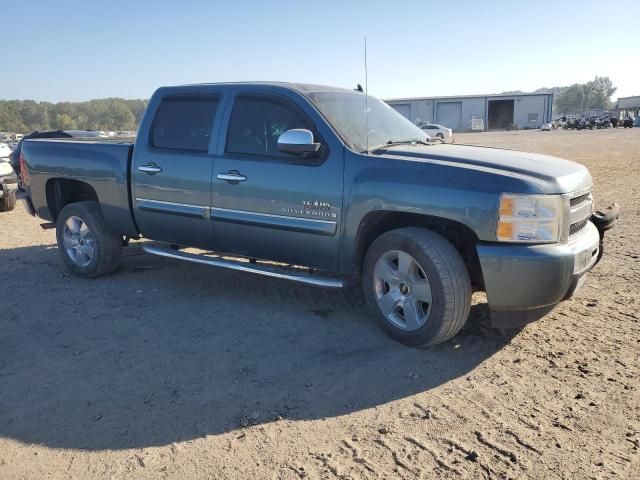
[306,91,430,153]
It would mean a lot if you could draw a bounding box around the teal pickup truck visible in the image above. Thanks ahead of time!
[19,82,618,346]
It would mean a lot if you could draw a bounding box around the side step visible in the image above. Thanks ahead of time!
[142,245,344,288]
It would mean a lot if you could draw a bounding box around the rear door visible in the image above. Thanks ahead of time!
[211,90,344,271]
[132,91,221,249]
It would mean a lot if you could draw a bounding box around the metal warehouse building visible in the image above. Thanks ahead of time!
[385,93,554,132]
[616,95,640,120]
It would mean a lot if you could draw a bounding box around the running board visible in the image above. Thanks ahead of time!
[142,245,344,288]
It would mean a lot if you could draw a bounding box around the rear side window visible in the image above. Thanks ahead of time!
[226,97,312,158]
[151,96,219,152]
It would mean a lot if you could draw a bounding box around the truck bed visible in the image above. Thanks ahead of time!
[22,138,138,237]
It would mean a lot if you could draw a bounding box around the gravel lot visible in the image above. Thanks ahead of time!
[1,128,638,479]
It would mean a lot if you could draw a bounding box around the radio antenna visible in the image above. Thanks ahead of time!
[364,36,369,154]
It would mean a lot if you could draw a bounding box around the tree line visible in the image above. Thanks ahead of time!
[0,98,148,134]
[502,76,617,115]
[0,76,619,134]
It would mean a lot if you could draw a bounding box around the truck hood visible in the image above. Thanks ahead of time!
[377,143,592,194]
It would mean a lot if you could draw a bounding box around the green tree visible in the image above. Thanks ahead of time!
[52,113,77,130]
[584,76,616,110]
[0,98,148,133]
[501,76,617,115]
[555,84,587,115]
[553,76,616,114]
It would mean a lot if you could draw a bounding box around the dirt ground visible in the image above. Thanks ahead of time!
[1,128,638,479]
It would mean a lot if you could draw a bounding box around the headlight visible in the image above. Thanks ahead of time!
[496,194,563,243]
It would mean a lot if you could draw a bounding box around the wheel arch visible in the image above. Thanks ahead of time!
[45,178,100,221]
[352,210,484,289]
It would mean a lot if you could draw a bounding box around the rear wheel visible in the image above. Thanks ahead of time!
[0,192,16,212]
[436,133,444,142]
[363,228,471,347]
[55,201,122,277]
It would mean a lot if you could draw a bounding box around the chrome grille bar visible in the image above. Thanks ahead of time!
[569,191,592,238]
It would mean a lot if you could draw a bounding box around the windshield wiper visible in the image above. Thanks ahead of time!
[368,139,432,153]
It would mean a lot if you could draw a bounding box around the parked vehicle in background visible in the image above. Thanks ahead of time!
[0,143,18,211]
[541,123,553,131]
[20,82,618,347]
[622,118,634,128]
[564,118,589,130]
[0,142,11,160]
[420,123,454,143]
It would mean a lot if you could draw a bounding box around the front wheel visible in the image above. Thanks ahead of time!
[55,201,122,277]
[363,228,471,347]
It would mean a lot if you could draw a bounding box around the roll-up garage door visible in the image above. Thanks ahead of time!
[436,102,462,131]
[391,103,411,120]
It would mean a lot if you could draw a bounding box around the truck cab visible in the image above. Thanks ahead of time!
[132,84,345,271]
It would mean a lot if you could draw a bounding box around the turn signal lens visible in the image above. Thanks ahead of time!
[499,196,514,217]
[496,220,513,239]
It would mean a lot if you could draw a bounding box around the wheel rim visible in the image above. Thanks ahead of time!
[62,216,95,267]
[373,250,432,331]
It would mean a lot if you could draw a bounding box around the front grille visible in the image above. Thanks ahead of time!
[570,192,591,207]
[569,218,589,236]
[569,190,593,238]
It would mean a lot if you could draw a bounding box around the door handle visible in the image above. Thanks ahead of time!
[138,164,163,174]
[217,171,247,183]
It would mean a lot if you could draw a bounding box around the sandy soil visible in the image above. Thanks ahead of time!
[1,128,638,479]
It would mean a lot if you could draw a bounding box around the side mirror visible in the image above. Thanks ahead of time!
[277,129,321,155]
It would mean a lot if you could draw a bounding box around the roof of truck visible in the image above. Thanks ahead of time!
[180,81,359,94]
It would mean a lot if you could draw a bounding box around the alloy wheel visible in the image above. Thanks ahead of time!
[372,250,432,331]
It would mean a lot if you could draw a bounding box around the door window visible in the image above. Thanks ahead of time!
[226,97,312,158]
[151,96,219,152]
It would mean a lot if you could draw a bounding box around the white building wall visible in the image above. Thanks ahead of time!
[513,96,549,129]
[457,98,486,131]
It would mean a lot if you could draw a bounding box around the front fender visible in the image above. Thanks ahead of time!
[339,153,512,274]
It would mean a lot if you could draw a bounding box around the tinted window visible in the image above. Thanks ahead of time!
[151,96,218,152]
[226,97,311,157]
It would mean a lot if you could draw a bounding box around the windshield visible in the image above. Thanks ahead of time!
[306,91,430,153]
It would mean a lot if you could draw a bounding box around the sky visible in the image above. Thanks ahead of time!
[3,0,639,102]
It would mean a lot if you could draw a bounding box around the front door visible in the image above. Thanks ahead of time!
[132,93,221,249]
[211,92,343,271]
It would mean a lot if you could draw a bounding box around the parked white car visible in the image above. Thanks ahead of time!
[420,124,454,143]
[0,142,11,160]
[0,142,18,211]
[541,123,553,131]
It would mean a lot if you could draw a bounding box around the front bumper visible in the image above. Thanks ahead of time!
[0,172,18,198]
[477,220,606,328]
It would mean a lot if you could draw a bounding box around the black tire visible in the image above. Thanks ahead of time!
[0,192,16,212]
[363,227,471,347]
[436,133,444,142]
[55,201,122,278]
